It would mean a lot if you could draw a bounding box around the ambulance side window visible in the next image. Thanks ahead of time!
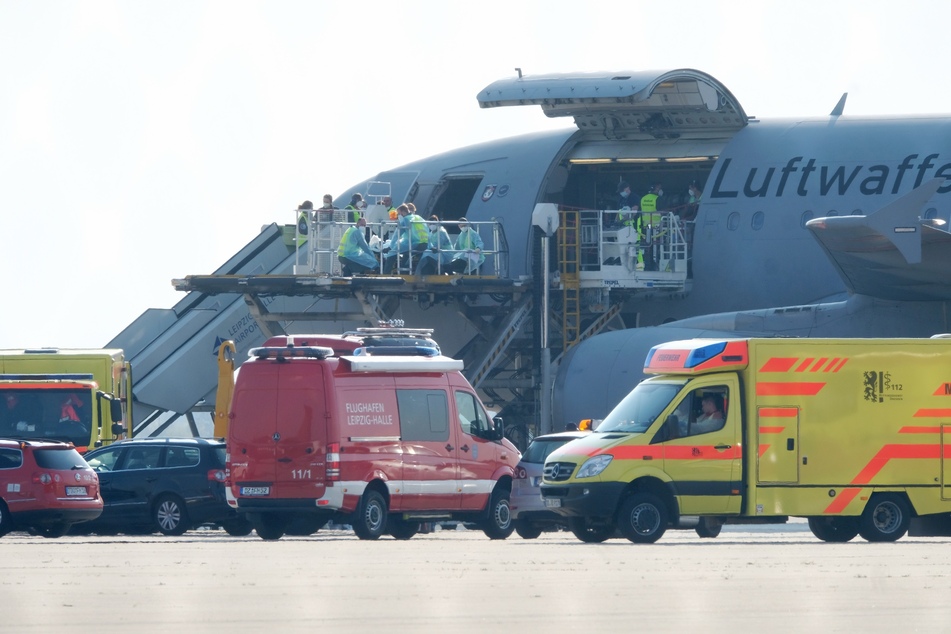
[396,390,449,442]
[454,391,488,437]
[684,386,729,437]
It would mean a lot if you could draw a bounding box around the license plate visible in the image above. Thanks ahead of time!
[544,497,562,508]
[65,486,87,496]
[241,486,270,496]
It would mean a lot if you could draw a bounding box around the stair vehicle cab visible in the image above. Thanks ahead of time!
[226,328,520,540]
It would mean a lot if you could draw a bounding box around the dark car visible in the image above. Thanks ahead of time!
[0,439,102,538]
[79,438,251,536]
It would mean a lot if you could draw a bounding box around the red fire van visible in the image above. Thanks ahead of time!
[226,328,519,541]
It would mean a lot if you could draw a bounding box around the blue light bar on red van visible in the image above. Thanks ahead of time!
[249,346,334,360]
[342,355,464,373]
[353,346,439,357]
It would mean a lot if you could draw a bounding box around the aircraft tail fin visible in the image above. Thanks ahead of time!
[830,92,848,116]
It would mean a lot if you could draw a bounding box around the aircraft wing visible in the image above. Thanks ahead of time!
[806,179,951,301]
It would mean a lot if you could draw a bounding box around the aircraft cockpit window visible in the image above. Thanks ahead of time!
[800,210,814,228]
[751,211,764,230]
[727,212,740,231]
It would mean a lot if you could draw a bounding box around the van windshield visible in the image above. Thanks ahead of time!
[596,381,683,434]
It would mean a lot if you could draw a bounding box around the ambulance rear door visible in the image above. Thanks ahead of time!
[230,359,330,500]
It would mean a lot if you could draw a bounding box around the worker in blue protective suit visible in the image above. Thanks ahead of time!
[416,215,456,275]
[337,218,379,276]
[382,204,429,273]
[449,218,485,274]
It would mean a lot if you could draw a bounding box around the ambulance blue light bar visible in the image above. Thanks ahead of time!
[644,339,749,374]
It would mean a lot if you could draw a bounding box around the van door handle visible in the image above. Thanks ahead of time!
[460,444,470,453]
[277,457,292,463]
[445,444,454,452]
[714,444,732,450]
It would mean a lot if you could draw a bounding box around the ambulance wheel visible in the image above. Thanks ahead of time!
[695,516,723,538]
[569,517,613,543]
[480,487,514,539]
[387,516,419,540]
[353,490,388,540]
[617,493,668,544]
[807,516,859,542]
[514,519,543,539]
[858,494,911,542]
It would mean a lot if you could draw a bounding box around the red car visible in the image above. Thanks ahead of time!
[0,439,102,537]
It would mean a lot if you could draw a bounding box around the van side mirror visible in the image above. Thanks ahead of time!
[490,416,504,441]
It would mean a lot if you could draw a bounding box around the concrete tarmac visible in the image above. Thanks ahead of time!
[2,522,949,633]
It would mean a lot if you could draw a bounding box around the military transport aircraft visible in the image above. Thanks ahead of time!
[126,68,951,443]
[328,68,951,429]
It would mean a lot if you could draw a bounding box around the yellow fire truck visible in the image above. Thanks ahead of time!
[0,349,132,452]
[541,337,951,543]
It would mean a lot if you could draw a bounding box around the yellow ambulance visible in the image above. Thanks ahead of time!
[0,349,132,452]
[540,337,951,543]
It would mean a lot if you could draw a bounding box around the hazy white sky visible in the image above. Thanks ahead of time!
[2,0,949,349]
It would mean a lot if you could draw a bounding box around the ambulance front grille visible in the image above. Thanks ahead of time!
[544,462,576,482]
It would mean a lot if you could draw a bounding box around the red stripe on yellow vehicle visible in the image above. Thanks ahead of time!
[755,382,825,396]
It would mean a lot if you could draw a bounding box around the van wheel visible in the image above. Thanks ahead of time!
[153,494,189,536]
[0,501,13,536]
[353,490,388,540]
[617,493,668,543]
[859,494,911,542]
[569,517,613,543]
[221,518,254,537]
[253,514,288,541]
[808,516,859,542]
[387,516,419,540]
[695,517,723,538]
[515,519,543,539]
[480,487,514,539]
[36,522,72,538]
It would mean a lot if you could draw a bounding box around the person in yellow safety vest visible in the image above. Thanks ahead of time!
[639,183,665,271]
[382,204,429,273]
[296,200,313,248]
[337,218,379,276]
[345,193,365,223]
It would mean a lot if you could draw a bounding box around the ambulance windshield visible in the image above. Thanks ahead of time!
[596,381,682,434]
